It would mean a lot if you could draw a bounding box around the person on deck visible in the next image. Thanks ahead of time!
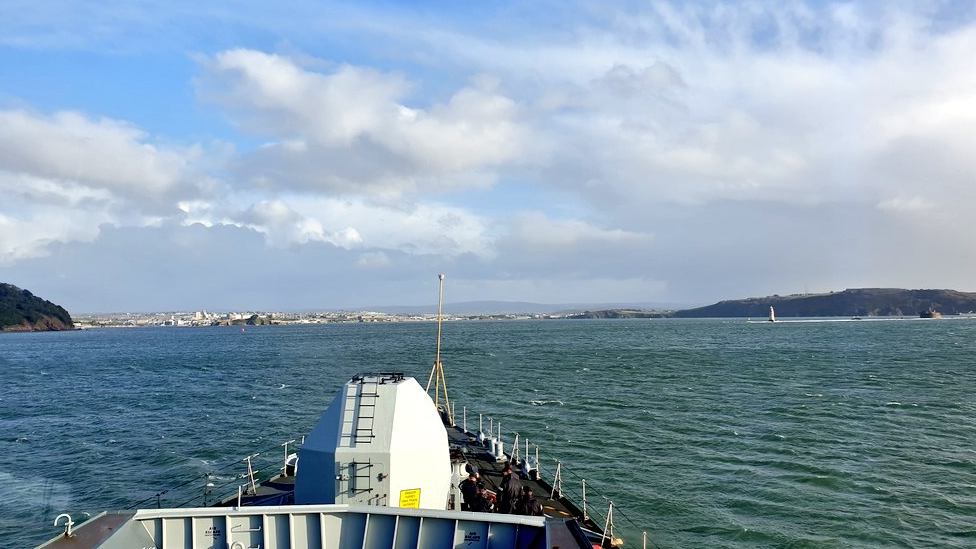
[470,485,494,513]
[497,466,522,513]
[516,486,543,516]
[503,460,521,479]
[459,472,479,510]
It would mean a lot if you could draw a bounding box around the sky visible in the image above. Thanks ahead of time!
[2,0,976,313]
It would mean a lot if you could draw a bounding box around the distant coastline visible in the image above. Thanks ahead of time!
[73,288,976,327]
[7,286,976,331]
[670,288,976,319]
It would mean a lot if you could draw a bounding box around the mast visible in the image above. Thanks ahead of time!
[425,274,454,425]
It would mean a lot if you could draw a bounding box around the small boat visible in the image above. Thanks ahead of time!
[768,306,776,323]
[35,276,625,549]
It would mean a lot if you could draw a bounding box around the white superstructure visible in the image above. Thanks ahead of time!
[295,373,452,510]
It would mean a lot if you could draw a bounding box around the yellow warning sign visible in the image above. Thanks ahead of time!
[399,488,421,508]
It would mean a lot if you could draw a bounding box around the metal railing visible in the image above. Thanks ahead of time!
[461,405,661,549]
[129,436,305,510]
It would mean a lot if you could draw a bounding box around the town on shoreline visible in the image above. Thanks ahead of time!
[72,309,580,328]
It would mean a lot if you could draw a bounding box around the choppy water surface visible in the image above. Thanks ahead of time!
[3,318,976,548]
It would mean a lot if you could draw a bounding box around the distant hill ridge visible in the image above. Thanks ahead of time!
[674,288,976,318]
[0,283,74,332]
[367,300,691,315]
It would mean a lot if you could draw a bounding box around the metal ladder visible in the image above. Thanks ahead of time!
[355,377,379,444]
[339,376,380,446]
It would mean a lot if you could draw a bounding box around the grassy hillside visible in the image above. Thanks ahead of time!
[674,288,976,318]
[0,283,74,331]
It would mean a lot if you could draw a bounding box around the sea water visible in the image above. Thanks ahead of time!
[2,318,975,548]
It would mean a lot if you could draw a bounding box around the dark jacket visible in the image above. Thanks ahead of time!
[517,496,544,516]
[459,478,478,505]
[469,491,493,512]
[498,474,522,514]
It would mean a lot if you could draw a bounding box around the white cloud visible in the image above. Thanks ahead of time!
[238,199,325,247]
[172,193,494,258]
[509,212,653,250]
[355,251,391,269]
[877,196,933,213]
[281,196,495,258]
[0,171,114,205]
[0,109,210,264]
[593,62,686,98]
[474,3,976,230]
[200,49,524,193]
[203,49,408,146]
[0,109,189,196]
[199,49,527,195]
[6,2,976,308]
[0,201,108,265]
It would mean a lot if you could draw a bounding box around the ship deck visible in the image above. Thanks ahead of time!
[36,512,134,549]
[36,422,608,549]
[444,424,607,539]
[213,473,296,507]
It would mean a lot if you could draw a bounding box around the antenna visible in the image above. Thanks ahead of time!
[425,274,454,425]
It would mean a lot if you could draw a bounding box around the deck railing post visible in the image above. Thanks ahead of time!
[512,433,520,463]
[204,472,213,506]
[551,461,562,499]
[282,439,296,476]
[535,446,540,478]
[582,479,588,520]
[602,500,615,547]
[245,453,260,495]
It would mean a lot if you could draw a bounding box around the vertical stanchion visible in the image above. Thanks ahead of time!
[203,472,213,506]
[601,501,615,548]
[582,479,588,520]
[245,453,259,495]
[551,461,563,499]
[512,433,520,463]
[281,439,295,476]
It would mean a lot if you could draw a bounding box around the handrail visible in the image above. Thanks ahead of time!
[281,439,296,475]
[115,417,660,548]
[244,453,259,495]
[471,412,662,549]
[129,436,304,509]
